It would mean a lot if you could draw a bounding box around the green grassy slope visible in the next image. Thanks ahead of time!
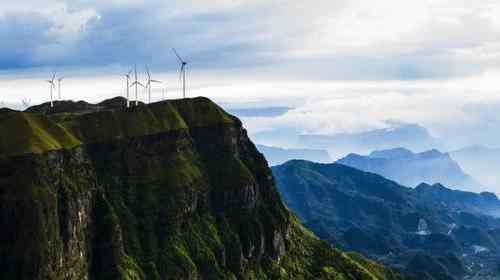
[0,97,407,280]
[0,98,234,158]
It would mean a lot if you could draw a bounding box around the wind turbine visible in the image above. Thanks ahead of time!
[129,65,145,106]
[172,48,188,98]
[57,76,64,100]
[46,72,56,107]
[125,69,132,107]
[21,98,31,109]
[145,65,161,104]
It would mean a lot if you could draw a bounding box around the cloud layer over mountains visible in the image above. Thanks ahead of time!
[1,0,500,80]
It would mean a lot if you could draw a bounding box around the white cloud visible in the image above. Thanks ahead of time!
[0,0,498,79]
[1,0,500,150]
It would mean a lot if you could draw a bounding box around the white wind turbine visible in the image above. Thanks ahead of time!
[129,65,145,106]
[57,76,64,100]
[125,69,132,107]
[172,48,188,98]
[145,65,161,104]
[46,72,56,107]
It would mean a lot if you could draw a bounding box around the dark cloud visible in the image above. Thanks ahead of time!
[0,1,499,81]
[0,13,52,68]
[0,4,271,72]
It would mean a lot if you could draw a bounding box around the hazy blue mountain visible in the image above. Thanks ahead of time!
[226,106,292,117]
[272,160,500,279]
[256,144,331,166]
[299,123,439,159]
[415,183,500,217]
[337,148,481,191]
[450,145,500,194]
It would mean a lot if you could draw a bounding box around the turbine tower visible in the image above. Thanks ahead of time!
[145,65,161,104]
[46,72,56,108]
[173,48,188,98]
[130,65,145,106]
[57,77,64,100]
[125,69,132,107]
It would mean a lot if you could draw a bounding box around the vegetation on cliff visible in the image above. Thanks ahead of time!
[0,97,406,280]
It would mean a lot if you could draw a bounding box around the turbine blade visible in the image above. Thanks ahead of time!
[145,65,151,79]
[172,48,184,63]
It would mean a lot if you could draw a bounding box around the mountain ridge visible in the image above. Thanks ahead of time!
[450,145,500,194]
[256,144,331,166]
[0,97,405,280]
[337,147,481,191]
[272,160,500,279]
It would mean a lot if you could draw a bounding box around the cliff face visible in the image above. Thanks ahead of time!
[0,97,404,280]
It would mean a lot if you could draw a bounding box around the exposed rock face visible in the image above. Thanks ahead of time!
[0,97,405,280]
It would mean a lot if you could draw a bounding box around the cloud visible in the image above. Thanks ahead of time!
[0,1,273,70]
[0,0,499,81]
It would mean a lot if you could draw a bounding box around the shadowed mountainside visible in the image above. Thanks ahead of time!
[272,160,500,279]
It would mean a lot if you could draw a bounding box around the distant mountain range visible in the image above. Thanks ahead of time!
[415,183,500,217]
[299,123,440,159]
[337,148,481,191]
[450,145,500,194]
[256,144,331,166]
[272,160,500,279]
[226,106,292,117]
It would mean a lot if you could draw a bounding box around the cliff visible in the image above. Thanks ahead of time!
[0,97,404,280]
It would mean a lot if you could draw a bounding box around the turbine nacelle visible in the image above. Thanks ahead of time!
[130,81,145,88]
[144,65,161,103]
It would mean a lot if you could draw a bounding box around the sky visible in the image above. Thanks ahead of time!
[1,0,500,150]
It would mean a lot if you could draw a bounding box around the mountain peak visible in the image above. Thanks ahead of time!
[417,149,446,159]
[338,147,481,190]
[369,147,414,159]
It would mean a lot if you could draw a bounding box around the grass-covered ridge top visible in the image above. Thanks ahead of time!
[0,97,235,157]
